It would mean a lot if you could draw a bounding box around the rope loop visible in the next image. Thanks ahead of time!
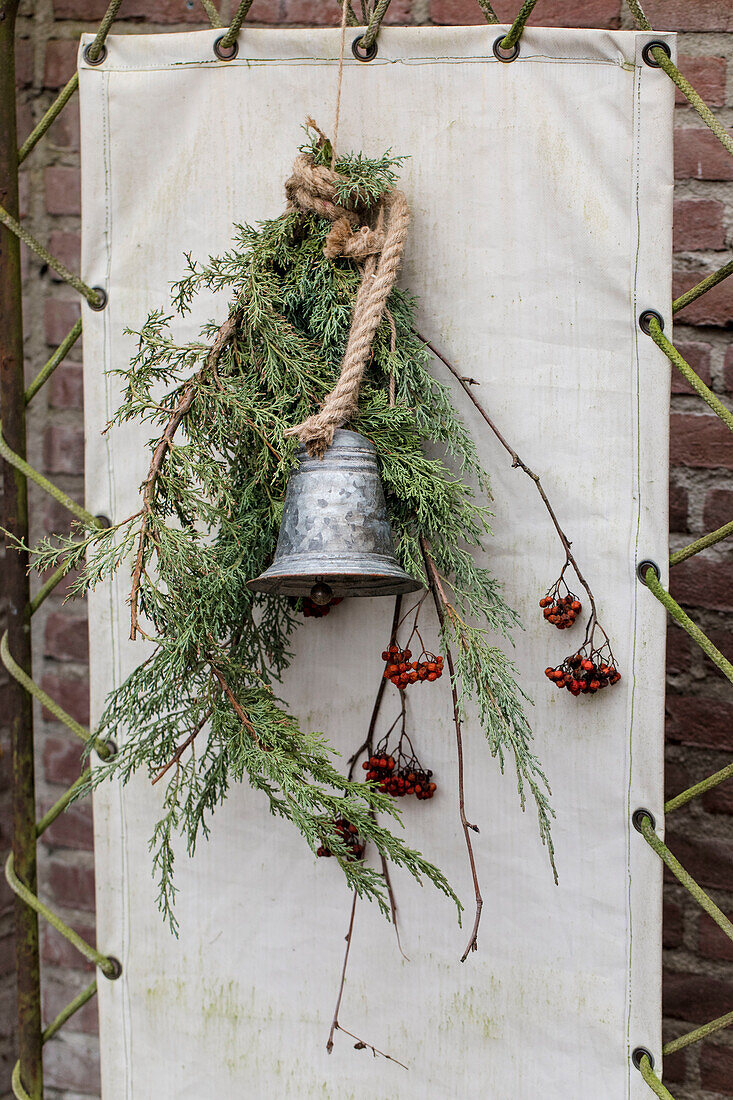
[359,0,392,51]
[218,0,254,52]
[284,137,410,456]
[498,0,539,52]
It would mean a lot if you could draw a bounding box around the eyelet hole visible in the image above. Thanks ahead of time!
[632,808,656,834]
[642,40,671,69]
[351,36,378,62]
[83,43,107,66]
[632,1047,655,1071]
[493,36,520,63]
[638,309,664,335]
[636,560,661,586]
[214,35,239,61]
[102,956,123,980]
[88,287,108,312]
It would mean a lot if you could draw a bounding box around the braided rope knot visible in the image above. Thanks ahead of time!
[284,145,410,457]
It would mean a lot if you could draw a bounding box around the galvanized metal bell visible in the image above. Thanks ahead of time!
[248,429,421,600]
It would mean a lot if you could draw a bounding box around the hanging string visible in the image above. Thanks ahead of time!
[331,0,350,169]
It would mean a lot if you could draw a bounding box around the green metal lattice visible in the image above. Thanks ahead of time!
[1,1,732,1096]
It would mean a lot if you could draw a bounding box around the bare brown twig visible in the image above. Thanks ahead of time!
[346,594,402,782]
[326,890,358,1054]
[417,332,602,635]
[151,709,213,786]
[209,662,261,746]
[334,1023,408,1070]
[420,536,483,962]
[129,310,241,639]
[326,892,408,1068]
[329,594,408,1055]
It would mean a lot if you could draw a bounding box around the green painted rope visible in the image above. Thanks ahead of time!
[25,320,82,404]
[477,0,500,24]
[341,1,359,28]
[0,203,103,307]
[626,0,733,162]
[646,317,733,434]
[5,852,118,977]
[219,0,254,48]
[673,260,733,316]
[643,567,733,686]
[36,771,94,838]
[664,1009,733,1056]
[666,761,733,814]
[639,1053,675,1100]
[670,520,733,567]
[360,0,393,49]
[500,0,539,50]
[653,51,733,159]
[625,0,652,30]
[29,564,69,618]
[200,0,223,27]
[18,74,78,166]
[43,980,98,1044]
[86,0,123,62]
[11,1061,34,1100]
[0,426,101,527]
[18,0,122,162]
[29,563,70,617]
[638,814,733,946]
[1,631,94,748]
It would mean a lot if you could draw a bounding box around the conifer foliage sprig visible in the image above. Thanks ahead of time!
[28,127,554,929]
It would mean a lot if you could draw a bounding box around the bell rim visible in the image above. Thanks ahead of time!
[247,557,423,597]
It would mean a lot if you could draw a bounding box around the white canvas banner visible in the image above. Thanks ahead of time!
[79,26,673,1099]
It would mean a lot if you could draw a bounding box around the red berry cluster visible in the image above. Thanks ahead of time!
[317,818,364,861]
[302,596,343,618]
[539,591,581,629]
[545,649,621,697]
[382,645,444,690]
[362,753,437,800]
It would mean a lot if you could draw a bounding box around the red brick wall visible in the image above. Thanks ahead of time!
[3,2,733,1097]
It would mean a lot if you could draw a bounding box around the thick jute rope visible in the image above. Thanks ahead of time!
[284,140,410,457]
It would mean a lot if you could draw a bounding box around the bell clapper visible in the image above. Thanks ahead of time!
[310,581,334,606]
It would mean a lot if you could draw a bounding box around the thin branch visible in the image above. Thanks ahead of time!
[346,594,402,782]
[420,536,483,962]
[326,892,408,1068]
[334,1024,408,1070]
[151,709,212,786]
[418,332,600,630]
[209,662,261,746]
[327,890,358,1053]
[379,852,409,961]
[129,310,241,639]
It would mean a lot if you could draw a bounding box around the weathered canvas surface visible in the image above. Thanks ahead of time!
[79,26,673,1098]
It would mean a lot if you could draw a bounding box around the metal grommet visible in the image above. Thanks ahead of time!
[102,956,123,981]
[642,40,671,69]
[639,309,664,336]
[632,1046,655,1071]
[95,514,112,529]
[636,559,661,586]
[83,42,107,66]
[103,738,118,758]
[88,287,108,312]
[493,36,520,63]
[632,807,655,834]
[213,34,238,61]
[351,35,378,62]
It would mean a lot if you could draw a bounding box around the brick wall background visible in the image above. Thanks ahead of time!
[2,1,733,1097]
